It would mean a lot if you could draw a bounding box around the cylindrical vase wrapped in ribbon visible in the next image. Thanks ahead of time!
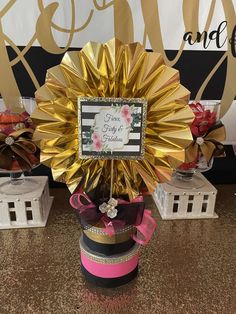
[80,236,139,288]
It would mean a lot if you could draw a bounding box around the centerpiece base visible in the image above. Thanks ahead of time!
[0,176,53,229]
[152,173,218,220]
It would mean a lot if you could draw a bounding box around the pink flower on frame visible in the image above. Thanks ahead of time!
[91,132,101,142]
[190,102,217,137]
[121,105,131,118]
[93,139,102,151]
[125,114,133,125]
[121,105,133,126]
[91,132,102,151]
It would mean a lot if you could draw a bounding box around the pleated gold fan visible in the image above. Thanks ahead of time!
[32,38,194,199]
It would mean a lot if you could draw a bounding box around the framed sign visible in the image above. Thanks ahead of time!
[78,97,147,159]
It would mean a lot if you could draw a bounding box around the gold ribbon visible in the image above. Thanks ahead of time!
[186,123,226,163]
[83,225,135,244]
[32,39,194,198]
[0,128,38,171]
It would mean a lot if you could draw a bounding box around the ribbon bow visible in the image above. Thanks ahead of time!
[0,128,38,171]
[99,198,118,219]
[186,122,226,163]
[70,191,157,246]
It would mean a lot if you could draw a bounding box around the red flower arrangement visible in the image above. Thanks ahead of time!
[0,109,39,171]
[178,102,219,171]
[0,110,34,136]
[190,102,217,137]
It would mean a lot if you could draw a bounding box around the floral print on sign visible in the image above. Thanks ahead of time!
[83,103,141,153]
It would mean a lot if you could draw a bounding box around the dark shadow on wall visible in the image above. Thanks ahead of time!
[204,145,236,184]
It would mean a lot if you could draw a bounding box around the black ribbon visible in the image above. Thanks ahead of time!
[83,232,135,256]
[77,201,145,227]
[81,263,138,288]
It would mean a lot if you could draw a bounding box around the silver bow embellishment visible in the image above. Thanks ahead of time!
[99,198,118,219]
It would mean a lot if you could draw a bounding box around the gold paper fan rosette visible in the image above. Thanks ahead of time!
[32,39,194,199]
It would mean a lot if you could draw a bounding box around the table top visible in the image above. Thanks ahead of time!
[0,185,235,314]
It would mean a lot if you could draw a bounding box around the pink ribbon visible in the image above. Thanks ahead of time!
[70,191,125,235]
[70,191,156,245]
[69,189,94,212]
[100,215,125,236]
[132,210,157,245]
[81,251,139,278]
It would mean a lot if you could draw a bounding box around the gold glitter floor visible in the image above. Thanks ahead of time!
[0,185,235,314]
